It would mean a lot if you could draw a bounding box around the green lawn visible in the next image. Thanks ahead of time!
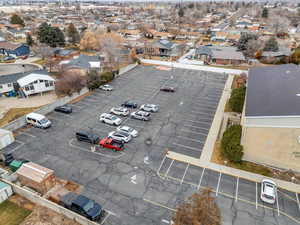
[0,200,31,225]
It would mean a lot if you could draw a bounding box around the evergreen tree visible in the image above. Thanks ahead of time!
[26,33,34,46]
[37,23,65,47]
[178,7,185,18]
[262,8,268,18]
[67,23,80,44]
[264,37,279,52]
[10,14,25,27]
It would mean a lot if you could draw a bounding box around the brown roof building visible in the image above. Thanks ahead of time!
[16,162,56,194]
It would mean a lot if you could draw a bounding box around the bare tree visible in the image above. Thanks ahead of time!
[98,32,124,71]
[55,70,86,96]
[245,39,264,57]
[32,44,53,60]
[79,30,98,51]
[173,188,221,225]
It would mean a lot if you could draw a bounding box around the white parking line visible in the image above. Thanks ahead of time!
[157,155,167,174]
[181,164,189,185]
[295,193,300,212]
[181,129,208,136]
[198,168,205,190]
[216,172,222,196]
[256,182,258,209]
[184,120,211,125]
[164,159,174,178]
[100,213,111,224]
[19,132,36,138]
[235,177,239,202]
[161,219,170,224]
[276,189,280,216]
[189,110,214,116]
[183,124,210,130]
[68,139,125,159]
[176,136,204,144]
[172,143,201,152]
[8,140,24,153]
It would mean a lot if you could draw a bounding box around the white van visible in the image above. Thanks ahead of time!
[25,113,51,129]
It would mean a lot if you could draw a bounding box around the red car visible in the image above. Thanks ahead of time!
[99,138,124,151]
[160,87,175,92]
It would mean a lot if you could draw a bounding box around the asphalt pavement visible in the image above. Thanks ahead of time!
[3,65,300,225]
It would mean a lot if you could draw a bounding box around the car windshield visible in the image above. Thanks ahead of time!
[83,200,94,212]
[40,118,49,124]
[111,116,118,120]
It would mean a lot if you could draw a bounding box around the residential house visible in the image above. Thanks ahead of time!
[241,64,300,172]
[59,54,101,73]
[6,28,27,39]
[261,47,291,61]
[0,70,54,97]
[195,46,246,65]
[0,41,30,57]
[146,39,185,59]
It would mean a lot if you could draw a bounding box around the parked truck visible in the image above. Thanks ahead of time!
[60,192,105,221]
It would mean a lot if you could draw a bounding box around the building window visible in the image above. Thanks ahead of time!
[34,80,38,84]
[29,84,34,90]
[0,85,2,89]
[45,81,49,87]
[40,80,44,83]
[49,81,54,86]
[25,86,29,91]
[7,83,12,87]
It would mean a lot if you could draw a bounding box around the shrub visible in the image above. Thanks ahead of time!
[221,125,243,163]
[87,70,102,90]
[229,87,246,113]
[100,71,114,82]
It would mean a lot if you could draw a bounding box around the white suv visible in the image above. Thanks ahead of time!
[260,179,277,204]
[140,104,159,112]
[99,113,122,126]
[110,107,130,116]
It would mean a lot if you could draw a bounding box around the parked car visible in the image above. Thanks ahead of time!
[0,152,14,166]
[99,84,113,91]
[3,56,15,61]
[260,179,277,204]
[131,110,151,121]
[26,113,51,129]
[108,131,132,143]
[160,86,175,92]
[60,192,104,221]
[140,104,159,112]
[110,107,130,116]
[99,138,124,151]
[76,131,100,144]
[121,100,138,108]
[116,126,138,137]
[99,113,122,126]
[54,105,72,114]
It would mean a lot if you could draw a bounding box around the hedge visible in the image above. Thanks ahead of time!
[221,125,244,163]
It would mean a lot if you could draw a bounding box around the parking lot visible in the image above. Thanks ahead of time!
[3,65,300,225]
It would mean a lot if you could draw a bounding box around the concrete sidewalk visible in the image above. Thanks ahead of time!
[165,74,300,193]
[140,59,247,75]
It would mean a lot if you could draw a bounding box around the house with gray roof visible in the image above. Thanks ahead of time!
[59,54,101,72]
[241,64,300,172]
[0,70,52,97]
[195,46,246,65]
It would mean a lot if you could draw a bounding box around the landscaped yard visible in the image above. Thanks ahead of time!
[0,200,31,225]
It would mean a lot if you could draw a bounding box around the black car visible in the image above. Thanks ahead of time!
[60,192,105,221]
[121,101,138,108]
[76,131,100,144]
[160,87,175,92]
[54,105,72,114]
